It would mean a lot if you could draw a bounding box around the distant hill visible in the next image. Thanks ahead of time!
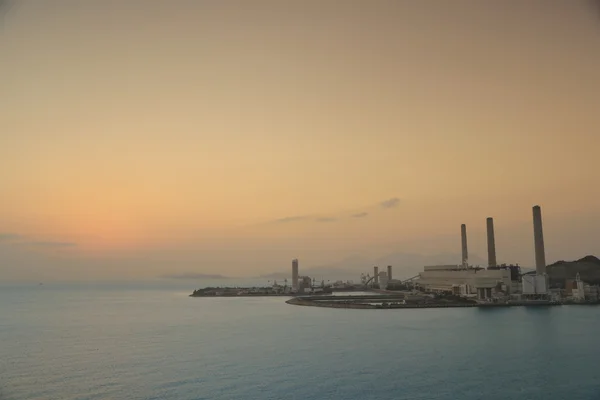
[546,255,600,286]
[257,252,489,281]
[258,272,289,280]
[161,273,231,280]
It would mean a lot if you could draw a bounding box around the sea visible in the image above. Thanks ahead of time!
[1,280,600,400]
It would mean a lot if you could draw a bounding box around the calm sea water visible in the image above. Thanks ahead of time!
[1,281,600,400]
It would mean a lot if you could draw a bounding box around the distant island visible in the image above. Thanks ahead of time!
[161,273,232,280]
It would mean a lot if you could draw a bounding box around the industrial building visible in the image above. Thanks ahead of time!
[416,206,551,301]
[378,271,389,289]
[417,265,517,299]
[290,259,318,294]
[363,265,398,289]
[297,276,312,294]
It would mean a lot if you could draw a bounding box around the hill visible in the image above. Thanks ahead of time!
[546,255,600,286]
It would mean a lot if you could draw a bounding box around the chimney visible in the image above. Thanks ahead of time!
[461,224,468,268]
[373,266,379,285]
[486,217,497,268]
[387,265,392,281]
[292,259,299,290]
[532,205,546,275]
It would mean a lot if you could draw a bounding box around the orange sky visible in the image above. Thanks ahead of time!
[1,1,599,281]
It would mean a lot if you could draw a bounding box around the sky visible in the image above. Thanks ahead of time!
[1,0,599,281]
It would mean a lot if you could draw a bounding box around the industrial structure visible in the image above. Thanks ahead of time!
[486,217,497,268]
[520,205,550,299]
[361,265,402,289]
[192,204,600,305]
[292,258,299,291]
[297,276,312,294]
[415,205,555,302]
[461,224,468,268]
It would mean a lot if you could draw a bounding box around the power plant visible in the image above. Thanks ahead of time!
[416,205,551,303]
[191,204,599,307]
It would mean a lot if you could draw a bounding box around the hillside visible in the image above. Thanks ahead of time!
[546,256,600,286]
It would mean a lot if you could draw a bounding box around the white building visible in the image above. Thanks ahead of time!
[571,273,585,301]
[378,271,388,289]
[416,265,514,299]
[521,274,548,295]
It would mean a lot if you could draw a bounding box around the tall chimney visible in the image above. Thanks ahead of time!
[387,265,392,281]
[533,205,546,275]
[486,217,497,268]
[461,224,468,268]
[292,259,299,290]
[373,266,379,285]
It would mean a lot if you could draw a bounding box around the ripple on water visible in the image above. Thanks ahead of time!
[2,286,600,400]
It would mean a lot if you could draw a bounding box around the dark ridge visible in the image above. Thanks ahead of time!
[547,255,600,268]
[576,255,600,265]
[546,255,600,288]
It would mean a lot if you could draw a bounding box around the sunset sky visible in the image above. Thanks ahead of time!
[1,0,599,281]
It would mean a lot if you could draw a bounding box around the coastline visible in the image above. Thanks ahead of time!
[284,295,600,310]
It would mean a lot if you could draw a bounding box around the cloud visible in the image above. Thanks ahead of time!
[25,241,77,248]
[352,212,369,218]
[273,215,312,223]
[0,233,22,241]
[0,233,76,248]
[380,197,400,209]
[0,0,18,20]
[264,196,400,225]
[590,0,600,16]
[315,217,337,223]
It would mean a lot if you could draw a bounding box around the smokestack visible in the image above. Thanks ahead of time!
[292,259,299,290]
[387,265,392,281]
[461,224,468,268]
[373,266,379,285]
[486,217,497,268]
[533,205,546,275]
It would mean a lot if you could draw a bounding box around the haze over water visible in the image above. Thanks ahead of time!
[2,283,600,400]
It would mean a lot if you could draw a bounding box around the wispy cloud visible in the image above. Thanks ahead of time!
[0,233,22,241]
[0,233,76,248]
[261,195,400,226]
[273,215,311,223]
[25,241,77,248]
[352,212,369,218]
[315,217,337,223]
[380,197,400,209]
[589,0,600,17]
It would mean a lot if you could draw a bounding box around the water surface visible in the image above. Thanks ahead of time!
[1,282,599,399]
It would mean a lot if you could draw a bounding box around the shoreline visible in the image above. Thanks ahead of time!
[285,296,599,310]
[188,290,600,309]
